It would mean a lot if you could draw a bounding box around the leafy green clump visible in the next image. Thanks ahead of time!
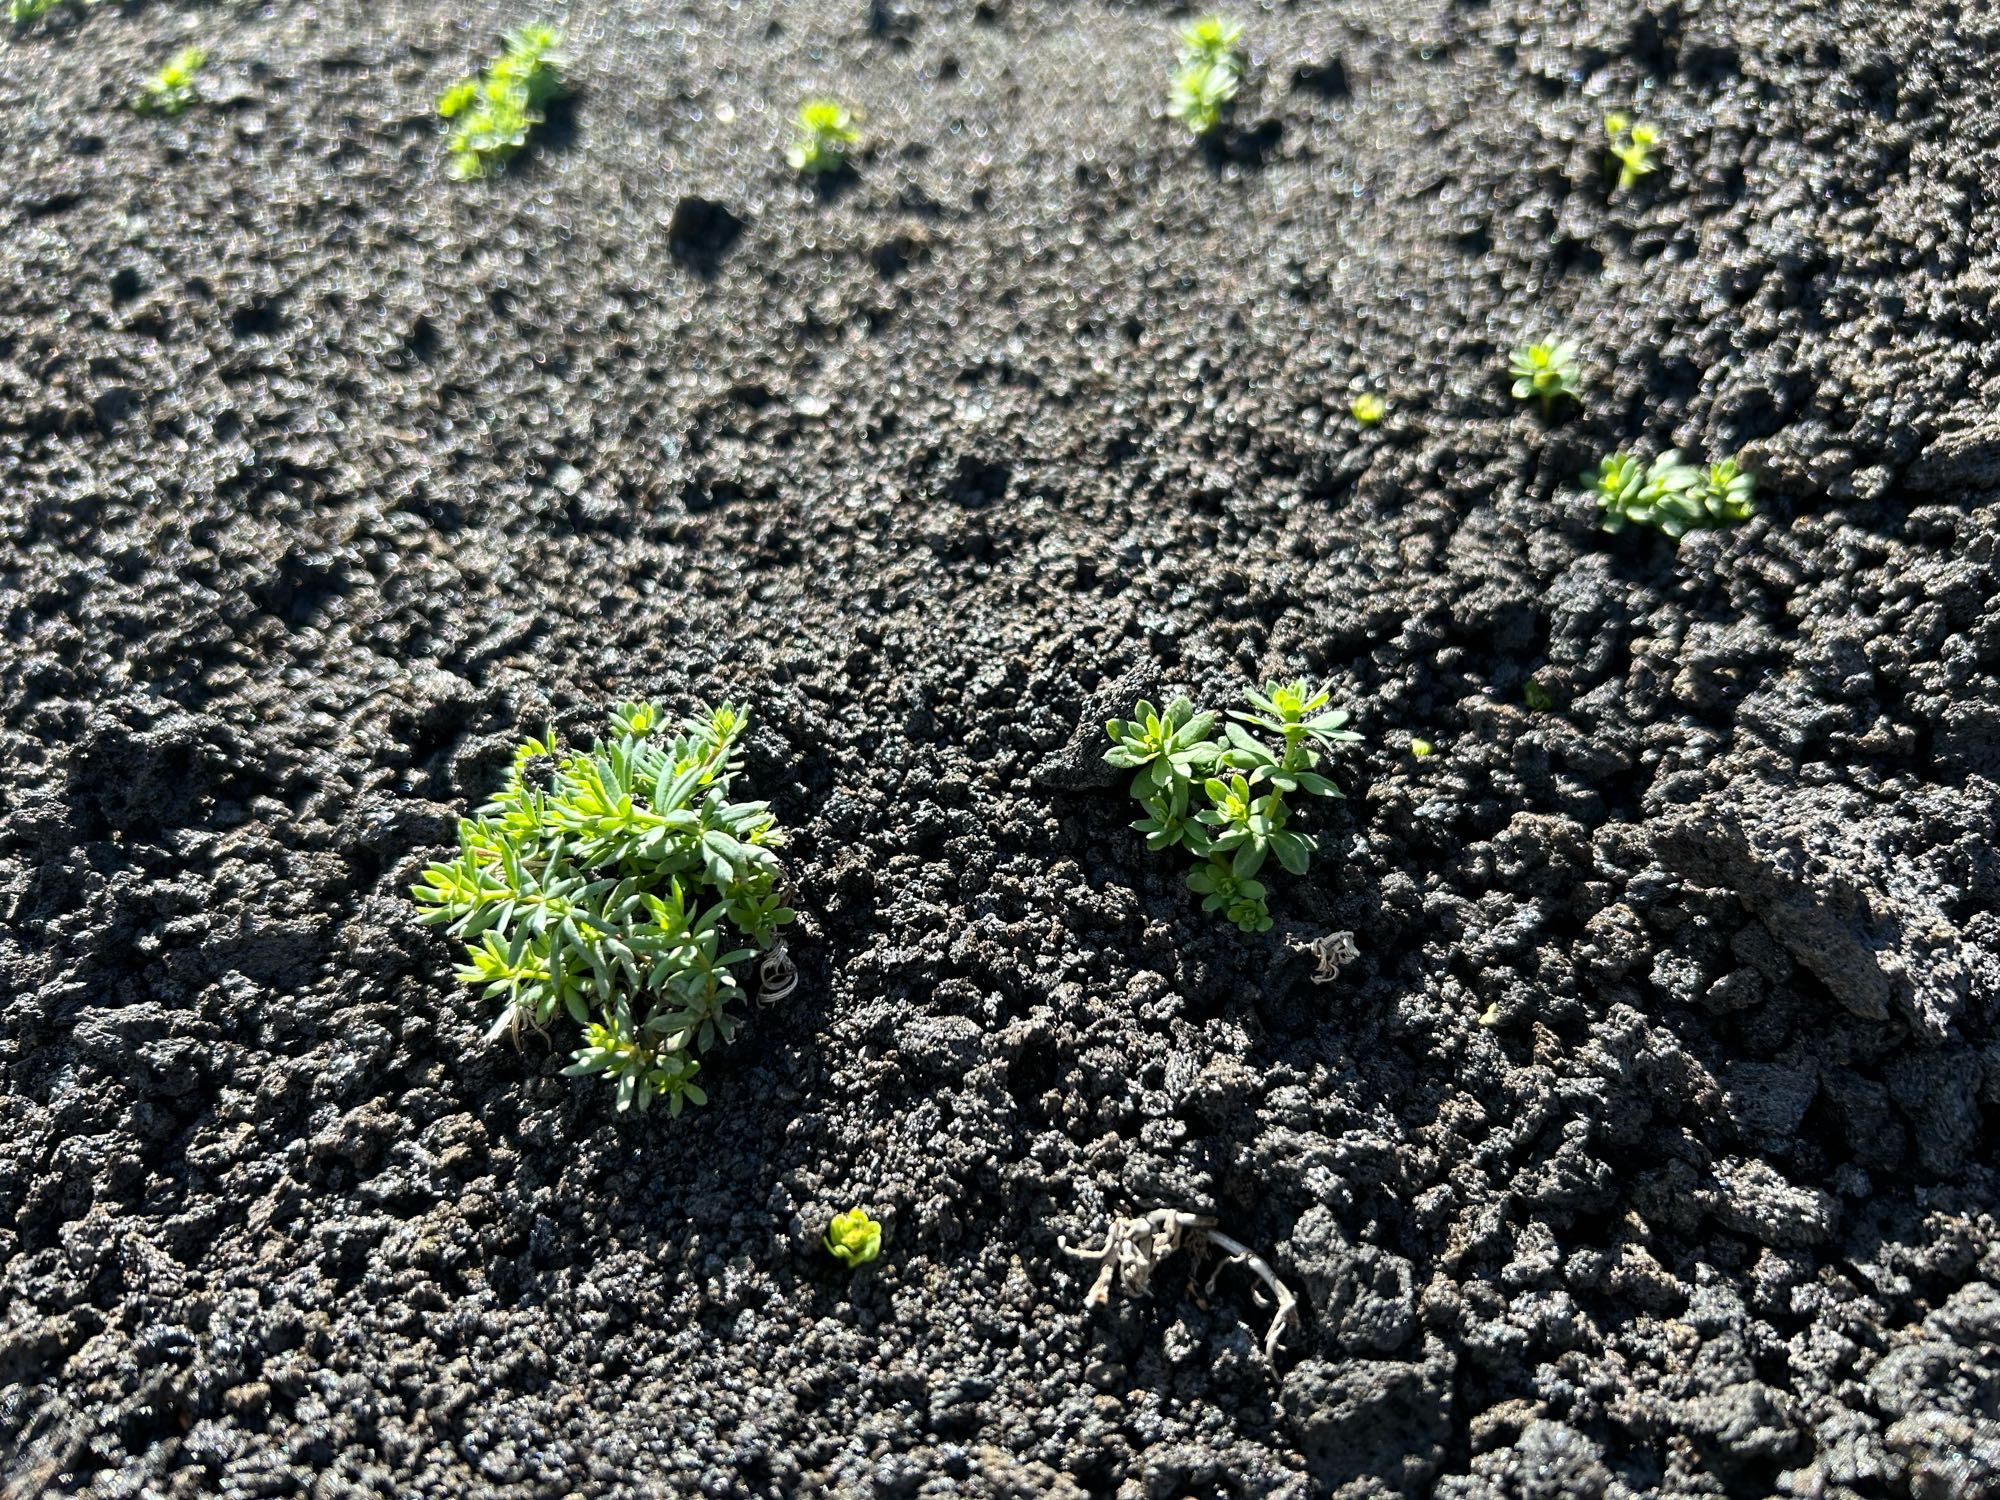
[438,24,565,181]
[1350,392,1386,426]
[1509,338,1582,418]
[1587,449,1756,539]
[788,99,860,175]
[9,0,61,27]
[1604,111,1660,193]
[1105,682,1359,934]
[1167,15,1245,137]
[134,47,206,118]
[824,1208,882,1268]
[412,702,796,1115]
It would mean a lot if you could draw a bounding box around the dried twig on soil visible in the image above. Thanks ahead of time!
[1060,1207,1301,1362]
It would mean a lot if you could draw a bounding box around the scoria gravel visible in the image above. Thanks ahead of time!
[2,0,1996,1495]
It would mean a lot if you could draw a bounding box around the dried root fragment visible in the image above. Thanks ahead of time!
[1295,929,1358,984]
[757,936,799,1004]
[1060,1207,1301,1362]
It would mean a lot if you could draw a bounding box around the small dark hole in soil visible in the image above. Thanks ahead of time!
[92,387,138,431]
[1291,57,1349,98]
[405,314,440,362]
[533,94,579,156]
[1005,1044,1059,1116]
[809,165,862,204]
[869,234,926,279]
[1205,118,1284,169]
[109,266,144,304]
[1552,236,1604,279]
[667,196,746,273]
[944,454,1011,508]
[230,298,283,338]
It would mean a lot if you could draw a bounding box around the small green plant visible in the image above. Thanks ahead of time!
[1587,449,1756,539]
[1699,457,1756,522]
[1604,112,1660,193]
[1410,738,1434,758]
[1524,677,1556,712]
[438,24,565,181]
[1509,339,1581,418]
[134,47,206,118]
[1106,682,1358,934]
[9,0,62,26]
[788,99,860,175]
[824,1208,882,1268]
[412,702,796,1114]
[1350,392,1386,426]
[1167,15,1245,137]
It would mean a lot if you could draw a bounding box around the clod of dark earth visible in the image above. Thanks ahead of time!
[2,1,1998,1497]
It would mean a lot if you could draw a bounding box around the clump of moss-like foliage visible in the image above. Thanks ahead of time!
[437,24,566,181]
[413,702,795,1114]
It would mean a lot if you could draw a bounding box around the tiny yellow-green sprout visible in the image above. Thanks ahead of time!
[1410,738,1434,758]
[1605,112,1660,193]
[788,99,860,175]
[135,47,206,118]
[824,1207,882,1268]
[1508,338,1581,419]
[1167,15,1245,137]
[1524,677,1556,712]
[1350,392,1386,426]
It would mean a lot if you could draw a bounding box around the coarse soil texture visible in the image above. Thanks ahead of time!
[4,0,1999,1495]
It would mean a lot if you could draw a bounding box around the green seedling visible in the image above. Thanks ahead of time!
[134,47,206,118]
[1410,738,1434,758]
[438,23,565,181]
[1604,112,1660,193]
[1167,15,1245,136]
[1699,457,1756,523]
[1350,392,1386,426]
[1524,677,1556,712]
[412,702,796,1114]
[824,1208,883,1268]
[1509,339,1581,418]
[788,99,860,175]
[1588,449,1755,539]
[9,0,61,25]
[1106,682,1358,934]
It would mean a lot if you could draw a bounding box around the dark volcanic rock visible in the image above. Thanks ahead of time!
[1,1,1997,1496]
[1652,774,1993,1037]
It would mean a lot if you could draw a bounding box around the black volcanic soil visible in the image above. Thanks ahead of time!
[4,0,1998,1495]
